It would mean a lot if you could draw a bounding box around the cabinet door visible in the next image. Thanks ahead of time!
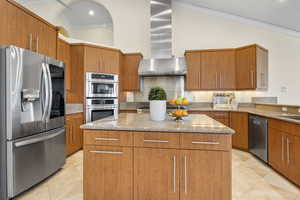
[85,46,101,73]
[286,135,300,186]
[65,117,73,156]
[102,49,119,74]
[230,112,248,150]
[219,50,235,90]
[37,22,57,58]
[134,148,180,200]
[84,146,133,200]
[57,39,71,91]
[185,52,201,90]
[180,150,231,200]
[236,46,256,89]
[68,46,84,104]
[122,54,142,91]
[0,1,17,46]
[268,128,287,174]
[66,113,83,156]
[200,52,218,90]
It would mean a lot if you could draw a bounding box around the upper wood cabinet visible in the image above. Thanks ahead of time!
[0,0,58,58]
[236,45,268,90]
[230,112,248,151]
[121,53,143,91]
[57,39,71,91]
[185,44,268,91]
[68,45,85,104]
[185,52,201,90]
[84,45,120,74]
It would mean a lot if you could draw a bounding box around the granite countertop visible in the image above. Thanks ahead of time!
[80,113,235,134]
[120,103,300,125]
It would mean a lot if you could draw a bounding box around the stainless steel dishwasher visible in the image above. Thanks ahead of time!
[249,114,268,163]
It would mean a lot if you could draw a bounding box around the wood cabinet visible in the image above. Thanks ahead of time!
[84,45,120,74]
[122,53,143,91]
[236,45,268,90]
[134,148,180,200]
[57,39,71,91]
[185,52,201,90]
[180,150,231,200]
[0,0,57,58]
[84,145,133,200]
[83,130,232,200]
[268,119,300,187]
[230,112,248,150]
[185,44,267,91]
[66,113,83,156]
[68,45,84,104]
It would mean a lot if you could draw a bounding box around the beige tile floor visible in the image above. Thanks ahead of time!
[17,149,300,200]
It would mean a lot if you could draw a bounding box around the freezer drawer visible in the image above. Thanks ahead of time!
[7,128,66,198]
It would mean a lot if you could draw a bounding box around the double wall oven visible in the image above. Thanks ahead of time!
[86,73,118,122]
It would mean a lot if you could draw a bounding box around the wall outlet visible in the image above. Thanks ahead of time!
[282,107,288,112]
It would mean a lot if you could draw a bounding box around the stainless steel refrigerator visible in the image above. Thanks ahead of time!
[0,46,66,200]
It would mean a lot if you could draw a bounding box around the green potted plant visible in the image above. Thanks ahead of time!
[148,87,167,121]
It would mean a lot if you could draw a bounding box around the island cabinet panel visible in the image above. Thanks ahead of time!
[230,112,249,150]
[84,130,133,147]
[133,132,180,149]
[84,145,133,200]
[187,111,230,126]
[185,52,201,90]
[180,134,231,151]
[180,150,231,200]
[134,148,180,200]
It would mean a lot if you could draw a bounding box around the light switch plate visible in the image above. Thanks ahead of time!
[282,107,288,112]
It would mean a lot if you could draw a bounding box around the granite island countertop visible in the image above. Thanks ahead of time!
[80,113,235,134]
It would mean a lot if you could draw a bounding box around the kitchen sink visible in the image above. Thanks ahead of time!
[277,115,300,121]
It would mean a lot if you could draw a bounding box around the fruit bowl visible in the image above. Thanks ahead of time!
[168,97,189,106]
[169,109,189,121]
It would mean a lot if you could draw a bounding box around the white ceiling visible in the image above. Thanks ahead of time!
[178,0,300,32]
[61,0,113,28]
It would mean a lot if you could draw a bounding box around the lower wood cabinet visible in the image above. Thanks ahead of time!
[134,148,180,200]
[180,150,231,200]
[83,130,232,200]
[188,111,230,126]
[84,145,133,200]
[268,119,300,187]
[230,112,248,150]
[66,113,83,156]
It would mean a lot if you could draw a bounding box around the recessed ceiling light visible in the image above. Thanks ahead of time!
[89,10,94,16]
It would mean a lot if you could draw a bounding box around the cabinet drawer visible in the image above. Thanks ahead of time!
[181,133,231,151]
[84,130,133,147]
[269,119,298,135]
[133,132,180,149]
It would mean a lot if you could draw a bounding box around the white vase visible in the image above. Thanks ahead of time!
[149,100,166,121]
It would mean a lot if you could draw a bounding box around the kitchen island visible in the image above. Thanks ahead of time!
[81,113,235,200]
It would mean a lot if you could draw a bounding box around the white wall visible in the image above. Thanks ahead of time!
[17,0,300,105]
[172,2,300,105]
[70,27,113,46]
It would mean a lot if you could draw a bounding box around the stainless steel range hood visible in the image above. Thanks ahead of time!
[138,0,186,77]
[139,57,186,76]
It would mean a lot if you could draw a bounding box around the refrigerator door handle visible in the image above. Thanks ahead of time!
[41,63,49,121]
[14,129,65,147]
[45,63,53,122]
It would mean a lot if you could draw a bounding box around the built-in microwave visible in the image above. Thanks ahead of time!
[86,98,118,122]
[86,73,118,98]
